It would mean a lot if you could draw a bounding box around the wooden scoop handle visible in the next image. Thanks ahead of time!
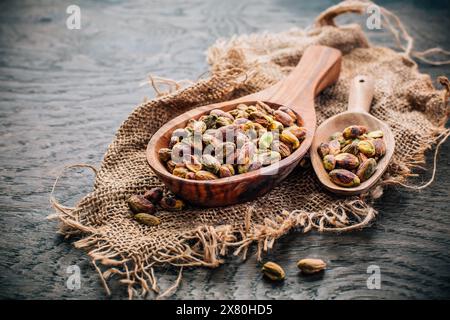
[347,75,375,113]
[254,45,342,108]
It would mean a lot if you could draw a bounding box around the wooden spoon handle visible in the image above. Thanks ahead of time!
[252,45,342,108]
[347,75,375,113]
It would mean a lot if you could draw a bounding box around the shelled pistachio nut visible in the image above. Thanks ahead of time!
[329,169,360,187]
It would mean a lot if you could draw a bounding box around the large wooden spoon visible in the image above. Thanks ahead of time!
[311,75,395,195]
[147,45,342,207]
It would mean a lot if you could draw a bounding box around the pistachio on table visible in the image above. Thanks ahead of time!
[128,195,156,214]
[317,125,386,188]
[134,213,161,227]
[157,101,307,180]
[261,261,285,281]
[297,258,326,274]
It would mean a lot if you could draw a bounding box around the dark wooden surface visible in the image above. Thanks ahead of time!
[0,0,449,300]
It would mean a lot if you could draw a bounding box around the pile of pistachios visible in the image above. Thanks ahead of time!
[127,187,185,226]
[317,125,386,187]
[158,101,307,179]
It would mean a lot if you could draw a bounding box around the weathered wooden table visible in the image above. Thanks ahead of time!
[0,0,449,299]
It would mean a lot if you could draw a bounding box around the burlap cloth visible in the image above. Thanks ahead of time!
[51,1,449,298]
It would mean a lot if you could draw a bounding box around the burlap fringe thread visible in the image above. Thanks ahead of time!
[49,0,450,299]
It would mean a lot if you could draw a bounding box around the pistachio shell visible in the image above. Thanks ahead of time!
[335,153,360,170]
[200,114,218,129]
[258,132,273,150]
[372,138,386,157]
[329,169,360,187]
[317,142,330,158]
[201,154,221,174]
[158,148,172,162]
[134,213,160,226]
[358,140,376,157]
[261,262,285,281]
[194,170,218,180]
[356,158,377,182]
[280,130,300,149]
[343,125,368,139]
[358,152,368,164]
[160,196,185,210]
[323,154,336,171]
[368,130,384,139]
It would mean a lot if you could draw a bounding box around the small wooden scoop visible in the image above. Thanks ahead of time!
[311,75,395,195]
[147,45,342,207]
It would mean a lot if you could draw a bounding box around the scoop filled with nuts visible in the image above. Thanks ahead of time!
[311,75,395,195]
[318,125,386,187]
[158,101,307,180]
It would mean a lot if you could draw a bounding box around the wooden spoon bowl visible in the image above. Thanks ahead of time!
[147,46,342,207]
[311,75,395,195]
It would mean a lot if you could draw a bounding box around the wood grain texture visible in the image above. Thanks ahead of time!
[147,46,341,206]
[0,0,449,300]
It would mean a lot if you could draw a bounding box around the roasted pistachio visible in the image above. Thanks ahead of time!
[143,187,164,204]
[280,130,300,149]
[258,132,273,150]
[343,125,368,139]
[317,142,330,158]
[173,167,189,178]
[335,153,360,170]
[268,120,284,132]
[201,154,221,174]
[287,125,307,140]
[194,170,218,180]
[184,155,202,173]
[297,258,326,274]
[323,154,336,171]
[234,118,250,125]
[272,140,291,158]
[328,139,341,155]
[160,196,185,211]
[128,195,156,214]
[356,158,377,182]
[368,130,384,139]
[358,140,376,157]
[258,151,281,166]
[341,141,359,155]
[329,169,360,187]
[219,164,235,178]
[261,262,285,281]
[166,160,176,173]
[274,110,294,127]
[256,101,275,115]
[210,109,234,120]
[200,114,218,129]
[215,116,234,127]
[134,213,160,226]
[278,106,297,121]
[330,131,346,146]
[158,148,172,162]
[249,111,273,128]
[372,138,386,158]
